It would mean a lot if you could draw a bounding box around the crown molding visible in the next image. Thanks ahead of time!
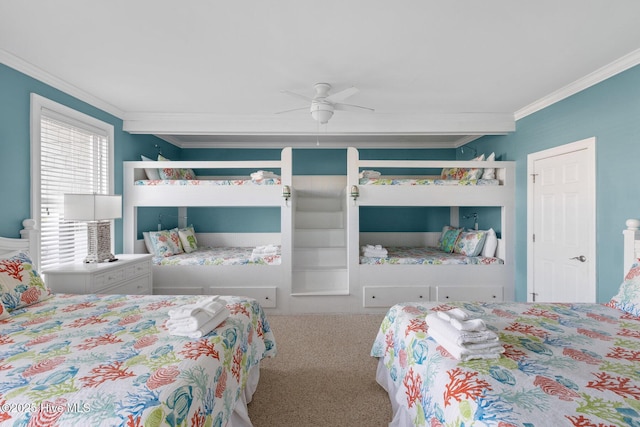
[515,48,640,120]
[0,49,125,119]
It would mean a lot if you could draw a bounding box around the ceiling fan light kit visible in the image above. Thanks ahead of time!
[279,82,374,125]
[310,102,334,124]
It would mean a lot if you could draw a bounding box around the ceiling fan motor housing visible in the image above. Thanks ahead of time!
[310,101,334,124]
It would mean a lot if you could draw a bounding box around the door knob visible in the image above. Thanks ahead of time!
[569,255,587,262]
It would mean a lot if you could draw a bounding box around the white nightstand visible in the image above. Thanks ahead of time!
[43,254,153,295]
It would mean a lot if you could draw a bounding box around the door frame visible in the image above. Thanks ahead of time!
[526,137,597,302]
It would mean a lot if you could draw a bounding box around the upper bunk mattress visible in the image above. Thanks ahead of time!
[360,246,504,265]
[359,177,499,186]
[135,178,281,186]
[152,246,281,266]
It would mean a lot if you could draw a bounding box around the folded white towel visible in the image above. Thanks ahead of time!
[427,313,500,347]
[166,310,217,331]
[362,245,388,257]
[250,170,279,180]
[451,318,487,332]
[437,308,487,331]
[358,170,381,179]
[456,329,499,346]
[168,307,230,339]
[252,245,278,260]
[436,308,470,322]
[252,244,278,255]
[426,313,504,361]
[167,296,222,319]
[428,322,504,361]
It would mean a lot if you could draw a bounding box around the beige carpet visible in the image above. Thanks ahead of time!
[248,313,393,427]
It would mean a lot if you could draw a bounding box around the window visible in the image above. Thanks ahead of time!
[30,94,114,271]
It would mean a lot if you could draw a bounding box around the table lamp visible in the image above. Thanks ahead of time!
[64,194,122,263]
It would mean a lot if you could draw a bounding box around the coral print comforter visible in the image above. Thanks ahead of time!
[360,247,503,265]
[371,301,640,427]
[0,294,276,427]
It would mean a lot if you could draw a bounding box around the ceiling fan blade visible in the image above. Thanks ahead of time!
[275,106,309,115]
[280,89,313,102]
[326,86,359,103]
[333,102,375,113]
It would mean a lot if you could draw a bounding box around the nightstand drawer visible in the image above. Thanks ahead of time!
[103,276,151,295]
[123,260,150,280]
[94,269,125,291]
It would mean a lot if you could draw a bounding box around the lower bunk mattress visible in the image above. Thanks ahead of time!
[152,246,281,266]
[371,301,640,426]
[0,293,276,426]
[360,246,503,265]
[359,178,499,186]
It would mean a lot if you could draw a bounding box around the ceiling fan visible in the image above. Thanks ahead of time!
[277,83,374,124]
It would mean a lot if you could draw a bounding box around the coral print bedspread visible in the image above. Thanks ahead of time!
[153,247,281,266]
[0,294,276,427]
[371,301,640,427]
[135,178,281,186]
[359,178,499,186]
[360,247,503,265]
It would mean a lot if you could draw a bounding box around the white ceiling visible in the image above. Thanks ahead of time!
[2,1,640,148]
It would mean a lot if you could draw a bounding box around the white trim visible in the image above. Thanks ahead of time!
[515,48,640,120]
[30,93,116,268]
[1,49,124,118]
[526,137,597,302]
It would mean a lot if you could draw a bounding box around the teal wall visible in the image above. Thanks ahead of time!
[469,64,640,303]
[0,63,171,252]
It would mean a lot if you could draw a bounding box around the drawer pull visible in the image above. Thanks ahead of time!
[418,295,423,299]
[445,295,449,299]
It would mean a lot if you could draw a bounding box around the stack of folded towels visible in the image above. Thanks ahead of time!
[425,308,504,361]
[166,296,229,339]
[361,244,388,258]
[358,169,381,179]
[250,170,280,181]
[251,244,278,260]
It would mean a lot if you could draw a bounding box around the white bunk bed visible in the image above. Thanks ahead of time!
[123,147,293,308]
[346,147,516,307]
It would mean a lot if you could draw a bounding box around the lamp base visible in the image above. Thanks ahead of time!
[85,221,116,263]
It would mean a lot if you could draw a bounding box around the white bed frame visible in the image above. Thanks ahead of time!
[346,147,517,305]
[123,148,293,306]
[0,219,39,264]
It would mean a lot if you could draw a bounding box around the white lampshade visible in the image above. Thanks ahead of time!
[64,194,122,221]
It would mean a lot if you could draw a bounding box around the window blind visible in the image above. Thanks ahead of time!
[39,110,110,271]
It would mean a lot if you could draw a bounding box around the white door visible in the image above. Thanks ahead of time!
[527,138,596,303]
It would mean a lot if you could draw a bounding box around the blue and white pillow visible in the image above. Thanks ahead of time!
[608,260,640,317]
[454,230,487,256]
[148,229,184,257]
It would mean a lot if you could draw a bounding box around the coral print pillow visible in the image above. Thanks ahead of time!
[158,154,196,180]
[0,251,50,311]
[148,229,184,257]
[453,230,487,256]
[607,259,640,316]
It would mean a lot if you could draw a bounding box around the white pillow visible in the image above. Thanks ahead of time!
[482,152,496,180]
[140,155,161,180]
[142,231,155,254]
[481,228,498,257]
